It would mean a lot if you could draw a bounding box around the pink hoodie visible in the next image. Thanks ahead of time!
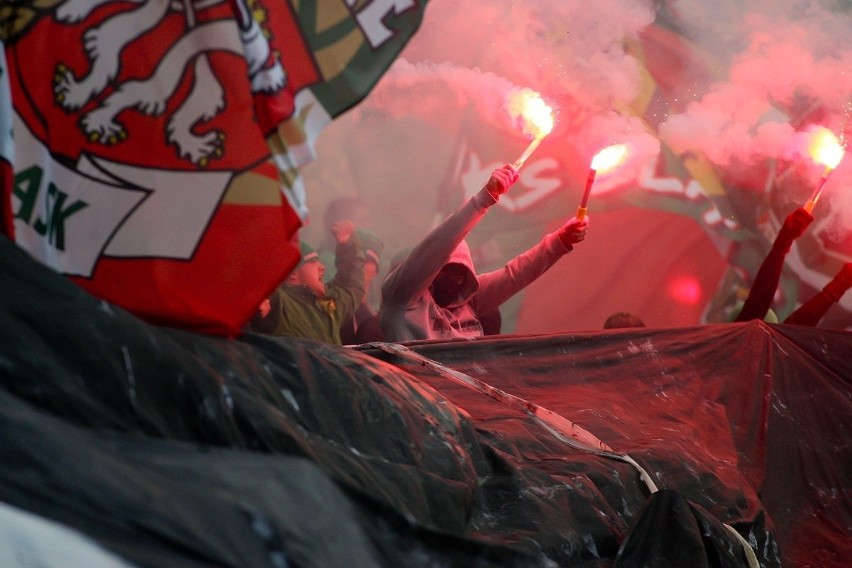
[380,187,572,342]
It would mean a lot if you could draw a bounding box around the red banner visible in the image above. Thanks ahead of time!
[2,0,428,336]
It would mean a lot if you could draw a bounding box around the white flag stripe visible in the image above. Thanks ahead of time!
[91,156,233,259]
[13,115,146,277]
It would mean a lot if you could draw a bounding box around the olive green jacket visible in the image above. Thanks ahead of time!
[251,239,365,345]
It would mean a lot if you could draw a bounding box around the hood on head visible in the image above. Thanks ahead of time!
[435,240,479,308]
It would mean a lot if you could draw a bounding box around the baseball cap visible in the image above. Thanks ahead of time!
[299,241,319,266]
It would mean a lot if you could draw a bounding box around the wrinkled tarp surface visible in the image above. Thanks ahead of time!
[1,234,849,567]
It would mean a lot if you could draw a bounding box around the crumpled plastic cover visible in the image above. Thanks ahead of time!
[1,235,849,567]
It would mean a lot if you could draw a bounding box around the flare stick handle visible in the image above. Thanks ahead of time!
[804,167,832,213]
[576,168,596,220]
[512,136,543,170]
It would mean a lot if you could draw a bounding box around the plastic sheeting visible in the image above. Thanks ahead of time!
[1,235,850,567]
[362,326,852,566]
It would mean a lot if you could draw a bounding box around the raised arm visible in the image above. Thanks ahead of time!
[326,221,367,324]
[382,165,519,306]
[785,263,852,326]
[474,216,588,312]
[736,208,812,322]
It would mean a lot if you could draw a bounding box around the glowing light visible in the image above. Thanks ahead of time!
[591,144,629,173]
[668,276,702,305]
[803,126,847,213]
[507,88,555,139]
[508,88,555,169]
[577,143,630,220]
[807,126,845,170]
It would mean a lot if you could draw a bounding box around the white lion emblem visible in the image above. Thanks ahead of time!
[52,0,287,167]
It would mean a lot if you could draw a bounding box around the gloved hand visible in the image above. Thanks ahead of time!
[356,229,384,256]
[823,262,852,302]
[485,164,520,200]
[777,208,813,251]
[558,216,589,248]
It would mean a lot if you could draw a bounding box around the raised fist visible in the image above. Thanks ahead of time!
[485,164,520,200]
[331,220,355,244]
[558,216,589,247]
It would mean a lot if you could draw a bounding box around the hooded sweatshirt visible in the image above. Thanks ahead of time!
[380,187,572,342]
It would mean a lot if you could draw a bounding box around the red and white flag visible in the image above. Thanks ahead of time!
[1,0,427,336]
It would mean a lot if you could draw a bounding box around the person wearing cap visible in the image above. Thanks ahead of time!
[340,230,386,344]
[249,221,366,345]
[380,164,589,342]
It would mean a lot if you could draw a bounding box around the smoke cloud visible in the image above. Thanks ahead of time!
[301,0,852,328]
[326,0,852,204]
[657,0,852,226]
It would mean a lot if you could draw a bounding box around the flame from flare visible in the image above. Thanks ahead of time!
[507,88,555,139]
[591,144,628,173]
[807,126,845,170]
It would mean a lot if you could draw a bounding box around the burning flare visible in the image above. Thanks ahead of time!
[577,144,630,220]
[508,88,555,169]
[591,143,629,173]
[808,126,845,171]
[804,126,846,213]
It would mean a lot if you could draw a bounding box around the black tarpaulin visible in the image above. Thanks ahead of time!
[361,324,851,566]
[1,234,850,567]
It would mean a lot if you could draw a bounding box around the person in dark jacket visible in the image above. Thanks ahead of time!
[733,206,851,327]
[735,207,812,322]
[785,262,852,326]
